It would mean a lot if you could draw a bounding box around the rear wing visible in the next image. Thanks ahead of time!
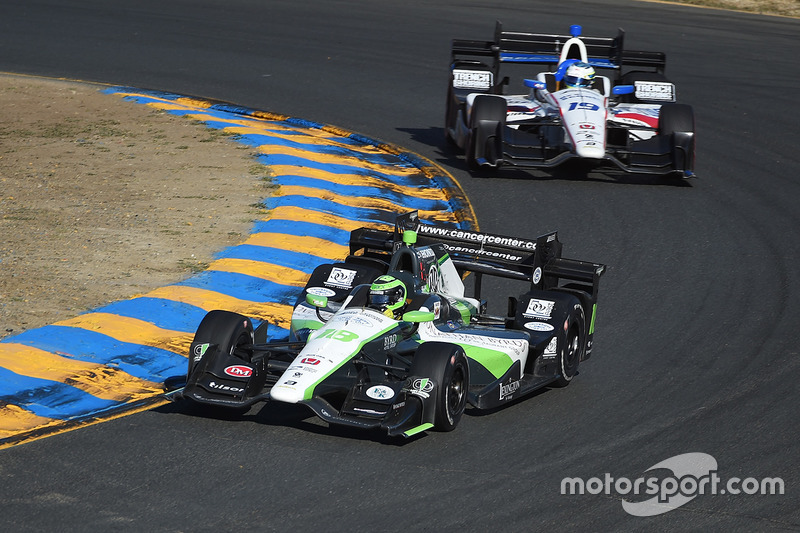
[348,212,605,301]
[451,21,666,78]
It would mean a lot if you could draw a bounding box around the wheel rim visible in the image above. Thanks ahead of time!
[446,366,466,422]
[564,330,580,378]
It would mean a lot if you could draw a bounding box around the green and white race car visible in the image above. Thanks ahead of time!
[173,212,605,437]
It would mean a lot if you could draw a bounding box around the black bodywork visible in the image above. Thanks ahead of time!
[169,212,606,436]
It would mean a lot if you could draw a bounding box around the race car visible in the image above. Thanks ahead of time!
[169,212,605,437]
[445,23,696,178]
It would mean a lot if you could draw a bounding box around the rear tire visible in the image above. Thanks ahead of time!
[410,342,469,431]
[553,304,586,388]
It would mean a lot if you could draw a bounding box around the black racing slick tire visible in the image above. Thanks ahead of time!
[189,310,254,376]
[658,103,696,176]
[466,95,505,171]
[553,304,586,388]
[410,342,469,431]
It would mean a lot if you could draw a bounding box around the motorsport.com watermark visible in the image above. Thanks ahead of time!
[560,453,785,516]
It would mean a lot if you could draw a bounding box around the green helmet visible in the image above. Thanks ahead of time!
[368,274,408,318]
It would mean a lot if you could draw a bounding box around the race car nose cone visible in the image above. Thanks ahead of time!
[575,144,605,159]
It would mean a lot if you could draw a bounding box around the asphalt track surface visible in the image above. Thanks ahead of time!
[1,1,798,531]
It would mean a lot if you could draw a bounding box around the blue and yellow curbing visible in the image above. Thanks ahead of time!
[0,87,476,447]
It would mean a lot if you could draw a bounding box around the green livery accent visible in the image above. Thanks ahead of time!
[291,318,324,333]
[437,253,450,265]
[302,321,398,400]
[589,303,597,335]
[459,345,514,379]
[403,422,434,437]
[450,300,472,323]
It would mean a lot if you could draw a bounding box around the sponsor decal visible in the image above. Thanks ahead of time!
[306,286,336,297]
[392,401,406,410]
[433,300,441,320]
[416,225,537,251]
[284,380,297,386]
[532,266,542,285]
[417,247,435,259]
[288,365,317,374]
[500,379,520,400]
[543,337,558,358]
[366,385,395,400]
[325,267,357,289]
[524,322,555,332]
[207,381,243,393]
[301,357,321,365]
[192,342,209,362]
[428,264,440,293]
[383,334,398,350]
[633,81,675,102]
[223,365,253,378]
[404,378,434,399]
[579,123,596,129]
[524,298,555,320]
[346,316,372,327]
[452,69,493,90]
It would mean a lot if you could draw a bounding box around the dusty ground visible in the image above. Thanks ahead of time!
[0,74,272,339]
[654,0,799,16]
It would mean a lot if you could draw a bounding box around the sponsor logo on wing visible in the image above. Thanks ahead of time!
[366,385,395,400]
[223,365,253,378]
[207,381,244,393]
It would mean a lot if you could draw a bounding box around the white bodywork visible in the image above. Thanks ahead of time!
[270,308,397,404]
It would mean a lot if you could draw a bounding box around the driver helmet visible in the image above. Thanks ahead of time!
[563,61,596,88]
[368,274,409,319]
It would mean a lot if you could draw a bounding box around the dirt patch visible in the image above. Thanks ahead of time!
[649,0,799,16]
[0,74,272,339]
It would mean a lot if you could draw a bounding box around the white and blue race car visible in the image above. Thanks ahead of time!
[445,23,696,179]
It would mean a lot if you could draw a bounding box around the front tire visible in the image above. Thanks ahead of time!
[658,103,696,177]
[410,342,470,431]
[190,310,254,376]
[466,95,506,171]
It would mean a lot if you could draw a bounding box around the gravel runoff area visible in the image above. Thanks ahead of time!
[0,75,273,339]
